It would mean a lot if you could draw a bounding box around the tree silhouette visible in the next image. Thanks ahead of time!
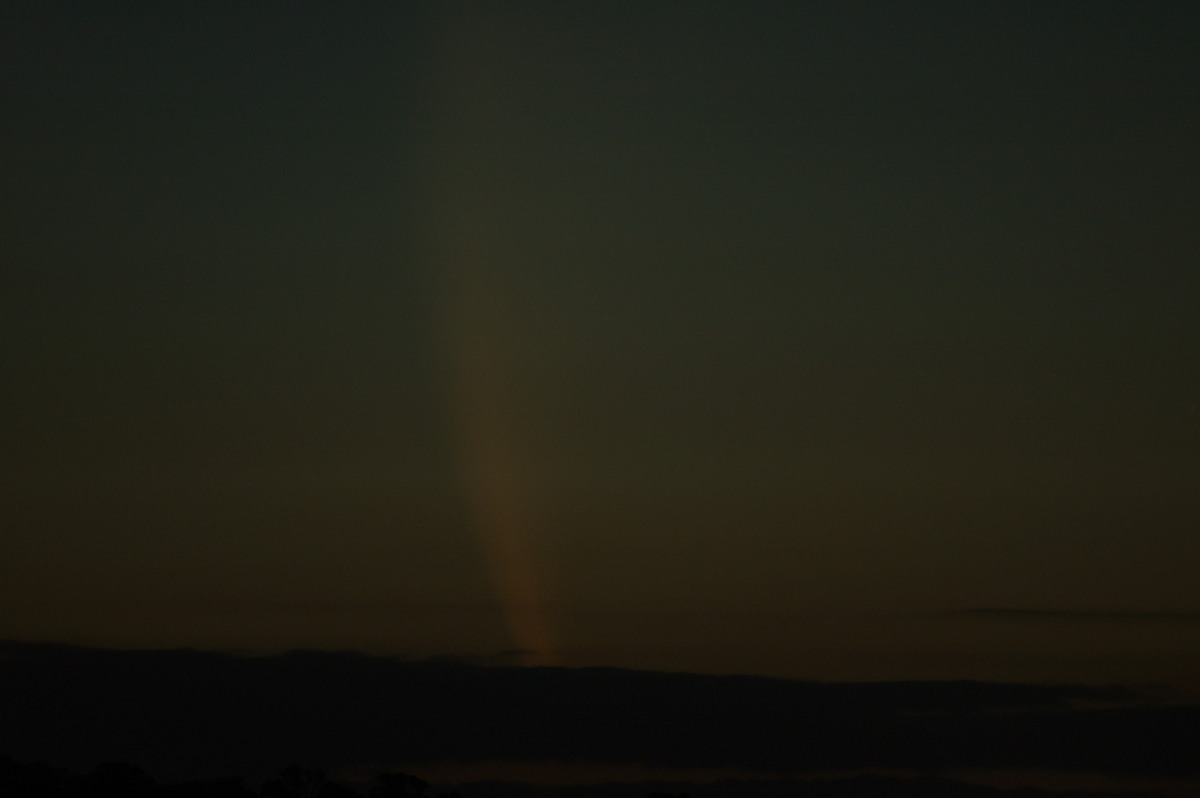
[70,762,156,797]
[261,765,329,798]
[165,775,257,798]
[369,772,428,798]
[0,755,69,797]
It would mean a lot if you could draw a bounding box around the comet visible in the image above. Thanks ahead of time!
[424,8,558,666]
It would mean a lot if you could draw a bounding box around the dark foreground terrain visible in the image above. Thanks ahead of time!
[1,642,1194,797]
[0,757,1172,798]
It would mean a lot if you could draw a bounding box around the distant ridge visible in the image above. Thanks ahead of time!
[0,640,1195,788]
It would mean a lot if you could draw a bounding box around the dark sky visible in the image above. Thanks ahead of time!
[3,1,1199,687]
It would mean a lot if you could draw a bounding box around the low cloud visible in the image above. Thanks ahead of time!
[948,608,1200,624]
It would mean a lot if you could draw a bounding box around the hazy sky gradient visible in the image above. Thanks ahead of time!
[3,1,1199,686]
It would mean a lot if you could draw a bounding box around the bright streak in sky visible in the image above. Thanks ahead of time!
[445,269,557,666]
[429,8,558,666]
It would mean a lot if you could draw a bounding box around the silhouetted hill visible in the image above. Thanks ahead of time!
[455,776,1168,798]
[0,641,1193,790]
[0,756,1171,798]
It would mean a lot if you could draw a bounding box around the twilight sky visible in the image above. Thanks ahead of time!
[3,1,1199,687]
